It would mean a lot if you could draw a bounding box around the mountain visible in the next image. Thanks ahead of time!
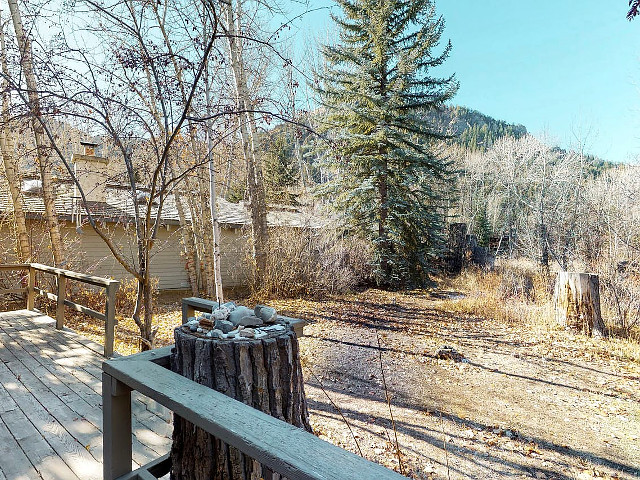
[427,105,528,151]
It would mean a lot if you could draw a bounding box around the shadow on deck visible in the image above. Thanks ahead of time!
[0,309,172,480]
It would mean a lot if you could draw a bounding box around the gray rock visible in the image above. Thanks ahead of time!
[255,305,277,323]
[206,329,224,339]
[186,319,199,332]
[239,328,255,338]
[197,327,204,333]
[185,316,197,324]
[213,306,231,321]
[238,315,262,327]
[228,306,255,326]
[262,324,286,333]
[202,313,212,320]
[214,319,234,334]
[221,301,237,312]
[226,329,240,338]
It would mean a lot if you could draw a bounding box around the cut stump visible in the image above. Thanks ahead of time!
[553,272,606,337]
[170,326,312,480]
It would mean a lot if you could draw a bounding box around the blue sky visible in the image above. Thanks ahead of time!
[286,1,640,163]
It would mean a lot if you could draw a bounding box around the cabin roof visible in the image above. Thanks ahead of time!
[0,181,323,229]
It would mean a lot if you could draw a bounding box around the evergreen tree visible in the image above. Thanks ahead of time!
[263,132,300,205]
[316,0,458,287]
[474,206,492,247]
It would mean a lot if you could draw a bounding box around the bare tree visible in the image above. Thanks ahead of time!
[458,135,586,270]
[221,0,269,285]
[6,0,65,265]
[0,14,29,262]
[1,0,219,349]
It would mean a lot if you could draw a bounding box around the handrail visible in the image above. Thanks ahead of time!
[103,348,409,480]
[30,263,119,287]
[0,262,120,356]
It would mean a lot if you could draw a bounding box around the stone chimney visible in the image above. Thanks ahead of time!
[72,142,108,203]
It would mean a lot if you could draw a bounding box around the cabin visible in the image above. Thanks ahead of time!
[0,150,319,291]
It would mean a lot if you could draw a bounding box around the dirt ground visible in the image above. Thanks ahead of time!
[267,290,640,480]
[67,287,640,479]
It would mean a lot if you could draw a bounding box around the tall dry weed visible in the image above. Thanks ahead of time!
[438,260,555,327]
[251,227,372,299]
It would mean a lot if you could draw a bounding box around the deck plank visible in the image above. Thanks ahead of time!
[0,310,172,478]
[0,415,42,480]
[8,320,173,466]
[0,331,103,479]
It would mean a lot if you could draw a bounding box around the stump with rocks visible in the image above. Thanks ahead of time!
[553,272,606,337]
[170,303,312,480]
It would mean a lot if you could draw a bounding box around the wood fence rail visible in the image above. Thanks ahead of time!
[0,263,120,356]
[103,347,409,480]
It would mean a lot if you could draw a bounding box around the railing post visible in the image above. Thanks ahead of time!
[56,273,66,330]
[182,300,195,323]
[102,372,132,480]
[104,280,119,357]
[26,264,35,310]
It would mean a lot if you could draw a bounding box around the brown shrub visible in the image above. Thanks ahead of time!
[439,259,554,326]
[251,227,372,299]
[600,268,640,341]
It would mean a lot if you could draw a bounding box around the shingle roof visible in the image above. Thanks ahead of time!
[0,181,322,229]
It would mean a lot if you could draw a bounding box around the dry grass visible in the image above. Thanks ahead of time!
[435,259,640,364]
[39,258,640,364]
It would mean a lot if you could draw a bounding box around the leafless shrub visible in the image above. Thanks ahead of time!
[497,265,536,301]
[252,227,372,299]
[601,266,640,340]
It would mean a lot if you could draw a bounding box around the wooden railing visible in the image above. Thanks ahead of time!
[0,263,120,357]
[103,347,409,480]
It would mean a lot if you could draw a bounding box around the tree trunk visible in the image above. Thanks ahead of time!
[553,272,606,337]
[222,0,269,285]
[447,222,467,274]
[0,14,30,262]
[7,0,65,266]
[171,326,312,480]
[204,58,224,304]
[170,161,199,296]
[196,173,217,298]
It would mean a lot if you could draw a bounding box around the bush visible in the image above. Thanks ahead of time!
[439,259,554,325]
[600,266,640,340]
[252,227,372,299]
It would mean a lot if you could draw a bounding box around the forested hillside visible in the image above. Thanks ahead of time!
[426,105,528,151]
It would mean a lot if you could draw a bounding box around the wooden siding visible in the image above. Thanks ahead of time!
[1,221,250,290]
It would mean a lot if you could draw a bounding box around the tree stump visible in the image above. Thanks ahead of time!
[170,325,312,480]
[553,272,606,337]
[447,222,467,273]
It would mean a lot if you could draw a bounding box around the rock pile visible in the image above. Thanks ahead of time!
[436,345,466,362]
[182,302,289,340]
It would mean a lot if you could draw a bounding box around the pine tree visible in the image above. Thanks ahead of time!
[474,206,492,247]
[316,0,458,288]
[263,132,300,205]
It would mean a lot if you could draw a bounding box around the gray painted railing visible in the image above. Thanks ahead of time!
[0,263,120,357]
[103,347,409,480]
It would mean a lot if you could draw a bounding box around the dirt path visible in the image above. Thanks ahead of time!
[272,290,640,480]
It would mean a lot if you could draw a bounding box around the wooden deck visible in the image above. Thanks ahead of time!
[0,310,172,480]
